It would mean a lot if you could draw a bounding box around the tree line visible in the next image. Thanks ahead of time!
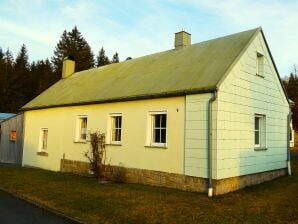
[282,65,298,131]
[0,26,120,113]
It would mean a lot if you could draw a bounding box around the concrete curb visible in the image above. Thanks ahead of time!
[0,188,85,224]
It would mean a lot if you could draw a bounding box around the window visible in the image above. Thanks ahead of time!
[256,52,264,77]
[111,115,122,144]
[40,128,48,151]
[77,116,88,142]
[254,114,266,148]
[148,112,167,147]
[10,131,16,141]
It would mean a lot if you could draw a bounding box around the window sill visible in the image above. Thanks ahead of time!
[106,143,122,146]
[256,73,264,78]
[73,140,87,144]
[144,145,167,149]
[254,147,267,151]
[37,151,48,157]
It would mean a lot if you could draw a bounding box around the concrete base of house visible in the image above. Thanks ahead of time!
[60,159,287,195]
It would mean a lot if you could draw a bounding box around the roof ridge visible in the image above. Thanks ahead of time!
[77,27,261,76]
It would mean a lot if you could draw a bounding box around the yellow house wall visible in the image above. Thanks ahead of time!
[216,32,289,179]
[22,97,185,173]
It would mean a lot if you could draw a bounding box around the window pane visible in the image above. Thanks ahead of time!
[81,118,87,128]
[117,129,121,142]
[255,130,259,145]
[42,130,48,150]
[155,115,161,128]
[161,114,166,128]
[115,129,119,141]
[154,129,160,143]
[80,118,87,140]
[112,116,122,142]
[255,117,260,130]
[161,129,166,143]
[114,117,118,128]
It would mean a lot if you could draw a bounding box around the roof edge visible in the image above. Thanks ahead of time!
[259,29,290,106]
[216,27,261,88]
[21,88,217,111]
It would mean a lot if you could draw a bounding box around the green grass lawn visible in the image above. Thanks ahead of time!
[0,156,297,224]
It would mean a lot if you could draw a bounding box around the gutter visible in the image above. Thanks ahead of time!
[287,110,292,175]
[207,90,217,197]
[20,88,216,112]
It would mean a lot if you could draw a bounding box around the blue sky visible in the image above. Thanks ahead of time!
[0,0,297,77]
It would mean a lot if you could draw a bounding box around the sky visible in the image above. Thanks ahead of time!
[0,0,297,77]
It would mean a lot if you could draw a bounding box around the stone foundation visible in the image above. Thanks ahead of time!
[60,159,287,195]
[214,168,287,195]
[60,158,90,174]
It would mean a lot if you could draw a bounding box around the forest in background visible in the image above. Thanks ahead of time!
[0,26,120,113]
[0,26,298,131]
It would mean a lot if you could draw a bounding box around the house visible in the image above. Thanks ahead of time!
[21,27,291,196]
[0,113,24,165]
[289,99,295,148]
[0,113,16,122]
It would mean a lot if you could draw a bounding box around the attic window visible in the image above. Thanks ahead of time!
[256,52,264,77]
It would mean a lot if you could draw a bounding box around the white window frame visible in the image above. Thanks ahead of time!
[76,115,88,142]
[147,111,167,147]
[39,128,48,152]
[254,116,261,148]
[254,114,266,149]
[256,52,264,77]
[108,113,122,145]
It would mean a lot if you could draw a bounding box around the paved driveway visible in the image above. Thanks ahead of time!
[0,190,78,224]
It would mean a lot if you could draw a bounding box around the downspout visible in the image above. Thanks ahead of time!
[287,111,292,175]
[207,90,217,197]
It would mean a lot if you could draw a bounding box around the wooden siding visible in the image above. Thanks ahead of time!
[184,93,217,178]
[216,32,289,179]
[0,113,24,164]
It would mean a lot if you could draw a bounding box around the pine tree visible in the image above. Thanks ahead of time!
[112,52,119,63]
[31,59,54,95]
[51,26,95,76]
[0,49,15,112]
[283,65,298,132]
[0,48,7,111]
[96,47,110,67]
[12,44,31,111]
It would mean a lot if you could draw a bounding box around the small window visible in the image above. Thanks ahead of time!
[40,128,48,151]
[10,131,16,141]
[111,115,122,144]
[256,52,264,77]
[77,116,88,142]
[148,112,167,147]
[254,114,266,148]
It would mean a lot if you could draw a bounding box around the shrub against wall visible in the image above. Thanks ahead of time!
[84,131,106,179]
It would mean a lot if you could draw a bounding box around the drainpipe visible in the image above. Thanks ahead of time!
[207,90,217,197]
[287,111,292,175]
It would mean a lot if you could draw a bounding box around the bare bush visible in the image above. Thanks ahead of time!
[84,131,106,179]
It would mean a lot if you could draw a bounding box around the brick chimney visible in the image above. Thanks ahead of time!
[62,56,75,79]
[175,31,191,50]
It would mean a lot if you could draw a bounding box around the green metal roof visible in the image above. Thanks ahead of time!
[22,28,260,110]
